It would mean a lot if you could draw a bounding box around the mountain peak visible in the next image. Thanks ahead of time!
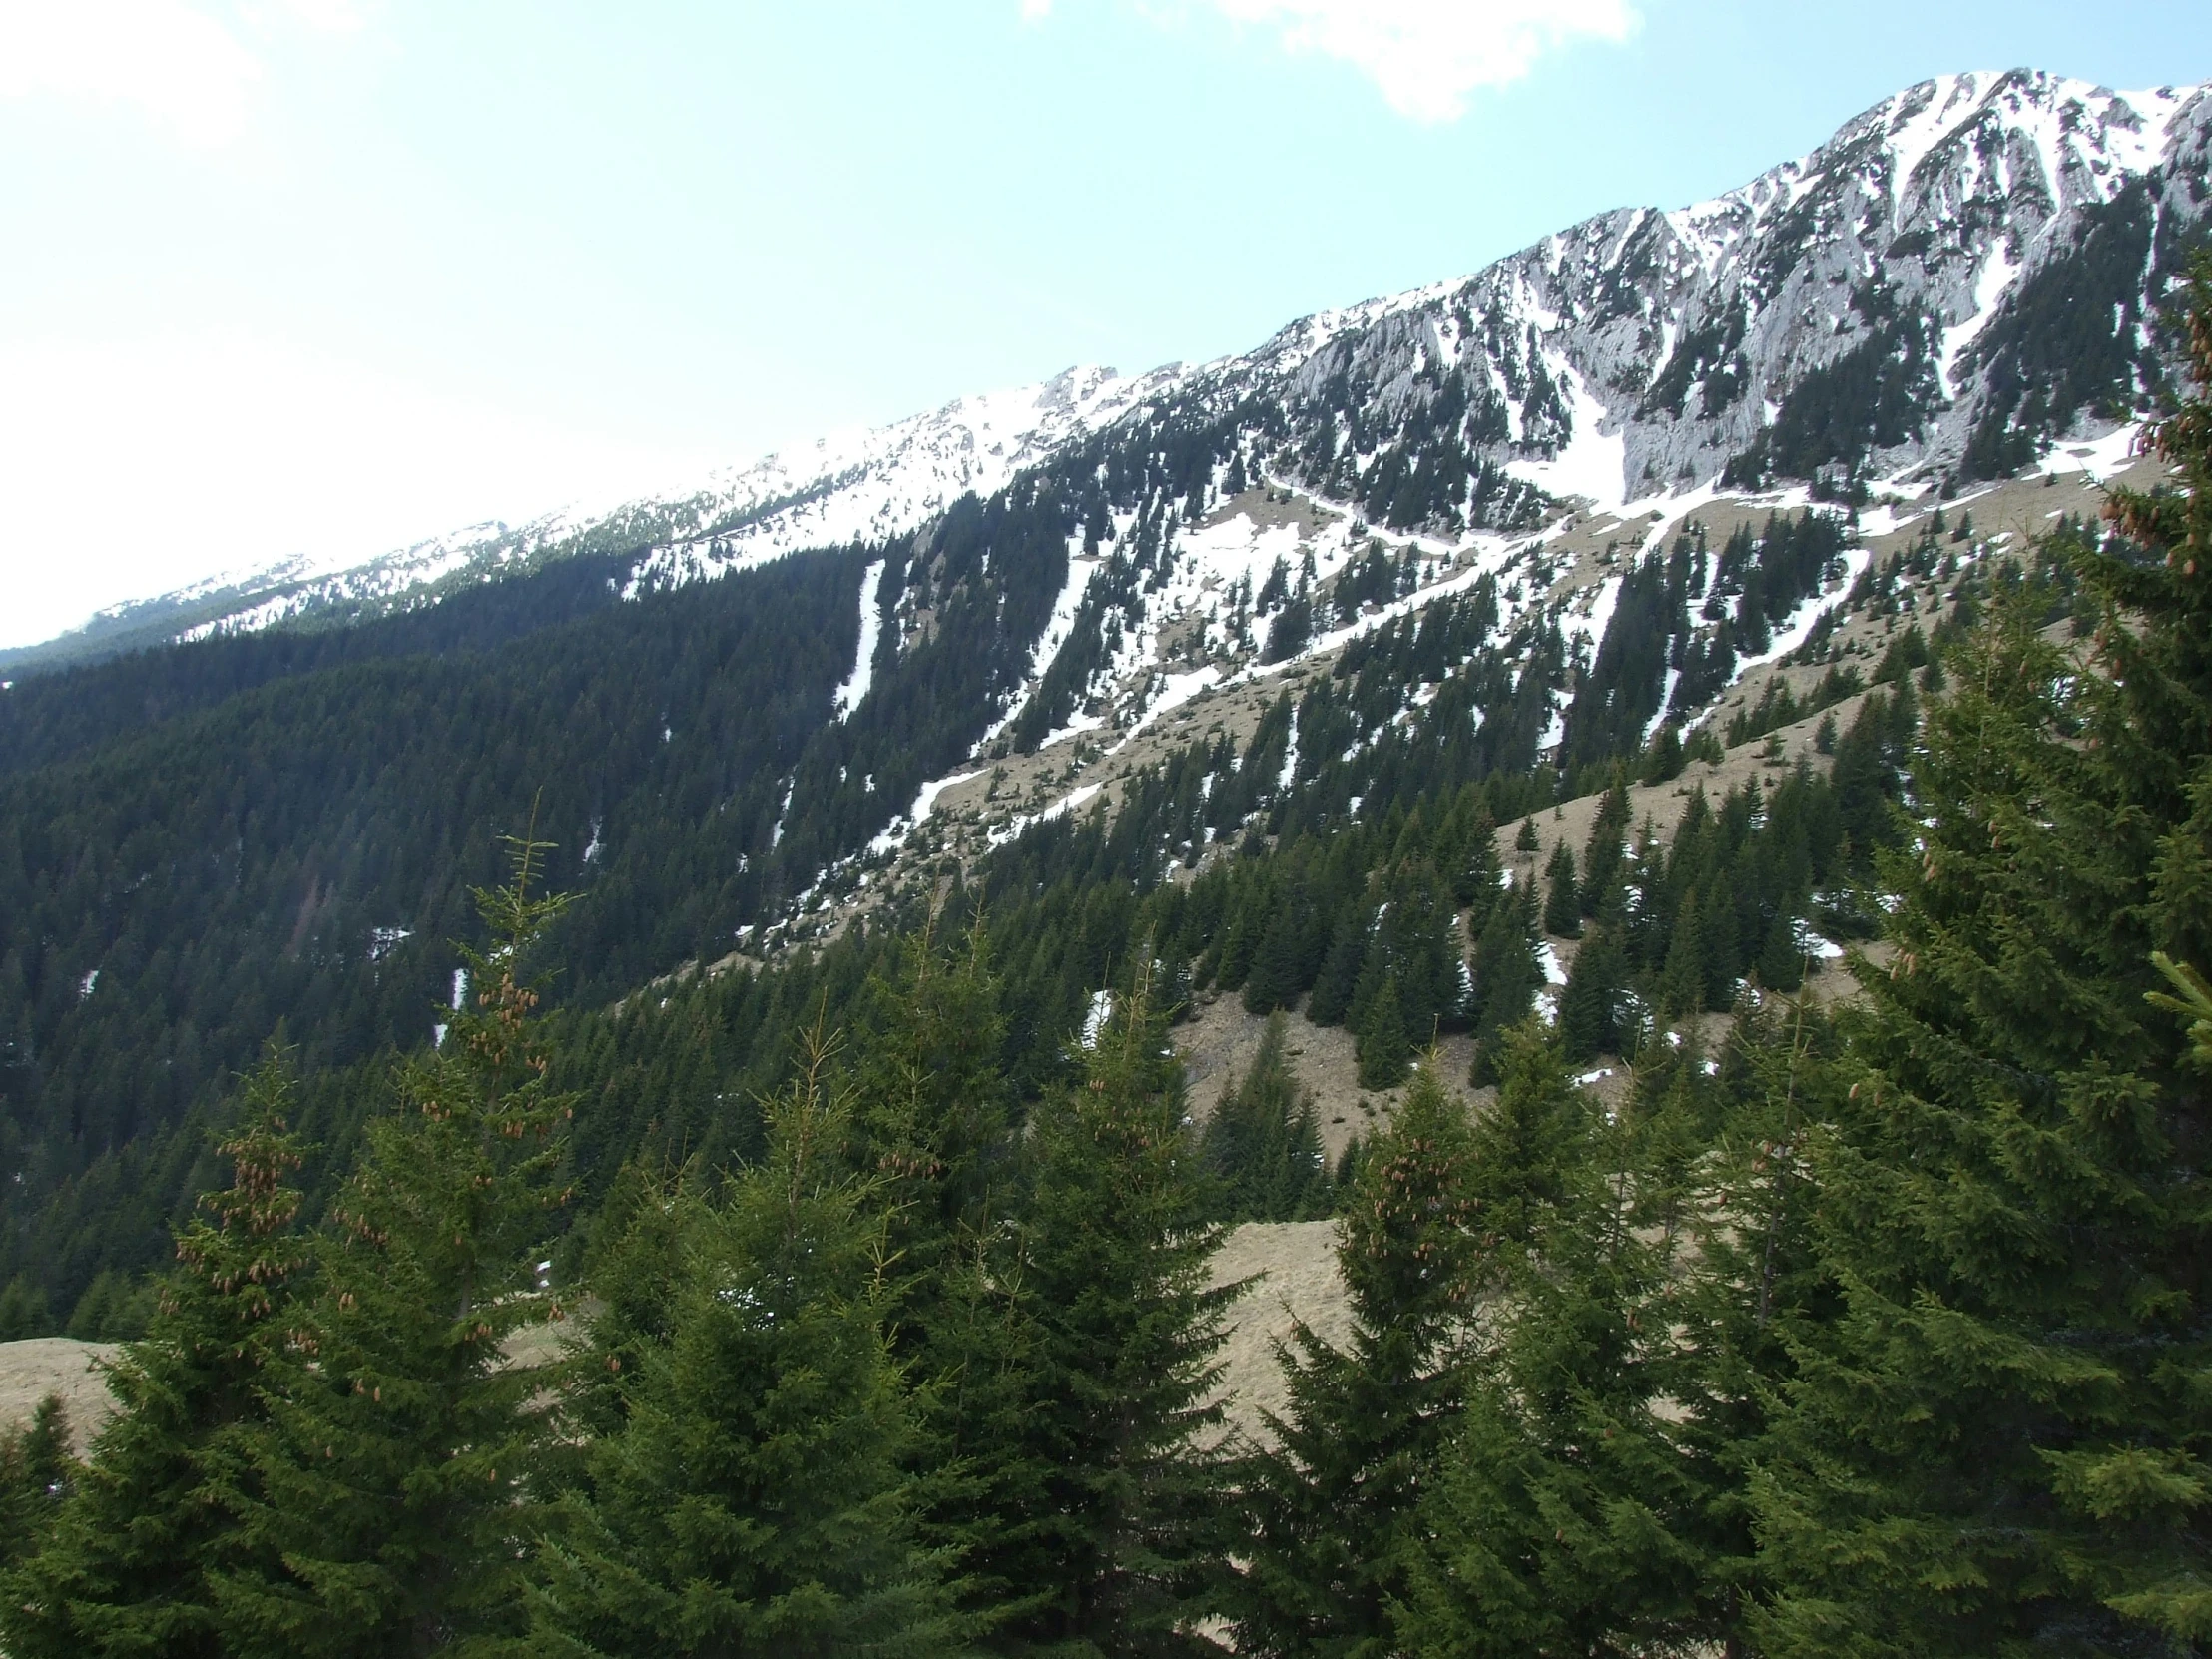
[13,64,2203,675]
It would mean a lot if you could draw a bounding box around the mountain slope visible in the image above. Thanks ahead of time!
[18,70,2203,683]
[0,364,1186,676]
[0,66,2205,1310]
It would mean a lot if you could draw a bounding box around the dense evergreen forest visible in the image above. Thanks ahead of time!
[2,481,1919,1322]
[4,271,2209,1653]
[0,379,1491,1310]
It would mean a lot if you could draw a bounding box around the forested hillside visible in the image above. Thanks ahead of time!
[6,65,2209,1318]
[5,267,2211,1649]
[7,39,2212,1659]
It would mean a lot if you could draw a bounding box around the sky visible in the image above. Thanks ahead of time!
[2,1,2209,648]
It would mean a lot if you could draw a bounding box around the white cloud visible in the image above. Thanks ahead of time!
[1031,0,1639,121]
[0,0,263,145]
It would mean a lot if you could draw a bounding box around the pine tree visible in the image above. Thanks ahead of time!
[1450,802,1502,920]
[211,830,578,1656]
[556,1155,695,1451]
[1659,884,1708,1023]
[1396,1023,1706,1658]
[990,964,1238,1651]
[850,915,1012,1336]
[1751,269,2212,1655]
[1332,1132,1366,1202]
[1579,773,1632,918]
[1201,1013,1329,1223]
[1558,923,1629,1063]
[0,1277,53,1342]
[841,917,1051,1647]
[3,1052,311,1659]
[1654,994,1834,1656]
[1356,971,1411,1090]
[0,1397,74,1574]
[1306,911,1366,1028]
[1469,879,1543,1086]
[1230,1056,1481,1655]
[1242,898,1306,1017]
[1543,841,1581,938]
[1696,877,1739,1011]
[1753,909,1808,992]
[529,1031,953,1657]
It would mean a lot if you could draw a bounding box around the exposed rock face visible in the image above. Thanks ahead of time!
[43,69,2202,677]
[1219,72,2210,514]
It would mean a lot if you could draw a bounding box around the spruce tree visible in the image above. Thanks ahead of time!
[1542,841,1581,938]
[211,831,578,1656]
[1752,267,2212,1655]
[841,918,1051,1647]
[1230,1055,1481,1656]
[1451,803,1502,920]
[0,1278,53,1341]
[0,1397,74,1574]
[1396,1023,1705,1658]
[530,1033,952,1657]
[991,964,1238,1651]
[1659,885,1708,1022]
[1654,994,1834,1657]
[3,1053,311,1659]
[1243,891,1308,1017]
[1201,1013,1328,1223]
[1468,878,1543,1086]
[1306,911,1366,1028]
[850,915,1012,1335]
[1356,972,1411,1090]
[1558,923,1629,1063]
[1753,910,1808,992]
[1578,773,1632,918]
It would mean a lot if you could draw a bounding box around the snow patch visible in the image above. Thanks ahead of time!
[1504,368,1626,510]
[868,768,984,856]
[831,559,886,719]
[1081,987,1114,1048]
[2038,423,2146,483]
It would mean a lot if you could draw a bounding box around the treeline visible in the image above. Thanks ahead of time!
[0,289,1587,1310]
[0,390,1295,1306]
[1563,510,1852,773]
[0,839,1324,1654]
[0,547,871,1301]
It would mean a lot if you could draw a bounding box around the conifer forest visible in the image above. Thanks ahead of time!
[6,66,2212,1659]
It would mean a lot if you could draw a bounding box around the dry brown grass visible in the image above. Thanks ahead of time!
[0,1338,121,1454]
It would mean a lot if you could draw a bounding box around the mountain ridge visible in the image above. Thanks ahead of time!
[0,66,2204,1309]
[11,67,2202,678]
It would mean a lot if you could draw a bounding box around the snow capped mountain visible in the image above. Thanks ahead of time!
[624,363,1193,592]
[20,68,2207,699]
[11,362,1191,670]
[15,64,2212,1332]
[1222,70,2208,516]
[777,68,2208,935]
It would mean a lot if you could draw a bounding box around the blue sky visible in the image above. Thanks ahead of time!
[2,0,2209,646]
